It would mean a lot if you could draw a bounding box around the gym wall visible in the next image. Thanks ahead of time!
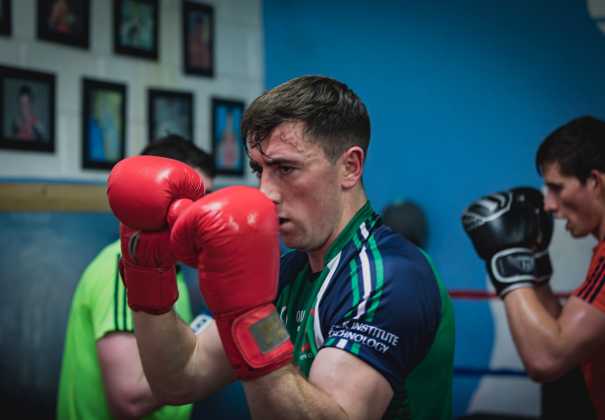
[0,0,262,184]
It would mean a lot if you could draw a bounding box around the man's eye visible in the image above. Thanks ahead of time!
[278,166,294,176]
[250,165,262,178]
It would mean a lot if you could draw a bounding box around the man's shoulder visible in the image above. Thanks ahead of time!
[370,222,416,249]
[77,240,121,293]
[575,239,605,311]
[365,225,433,277]
[86,240,121,270]
[345,225,446,315]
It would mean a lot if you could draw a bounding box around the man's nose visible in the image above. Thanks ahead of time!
[543,191,558,214]
[259,174,281,204]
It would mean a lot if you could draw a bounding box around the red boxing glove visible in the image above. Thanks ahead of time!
[107,155,205,231]
[107,155,205,314]
[171,186,293,379]
[118,225,177,314]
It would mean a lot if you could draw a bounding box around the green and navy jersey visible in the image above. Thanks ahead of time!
[276,202,455,420]
[57,240,193,420]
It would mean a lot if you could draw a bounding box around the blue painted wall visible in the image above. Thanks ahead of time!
[0,213,118,417]
[0,212,249,419]
[262,0,605,416]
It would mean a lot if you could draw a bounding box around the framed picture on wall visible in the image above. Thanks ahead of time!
[113,0,159,60]
[81,78,127,170]
[182,1,214,77]
[37,0,90,49]
[0,65,55,152]
[211,98,245,176]
[148,88,193,143]
[0,0,12,36]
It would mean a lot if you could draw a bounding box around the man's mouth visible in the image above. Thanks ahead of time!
[279,217,288,226]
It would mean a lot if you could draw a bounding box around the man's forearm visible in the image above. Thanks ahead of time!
[133,311,235,404]
[133,310,203,403]
[503,288,565,381]
[535,284,563,318]
[242,365,349,420]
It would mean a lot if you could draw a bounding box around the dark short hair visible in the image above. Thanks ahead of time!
[536,116,605,183]
[241,75,370,162]
[141,134,215,177]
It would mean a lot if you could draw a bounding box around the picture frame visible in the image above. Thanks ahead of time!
[0,65,55,153]
[0,0,11,36]
[182,1,214,77]
[148,88,194,144]
[81,78,127,170]
[113,0,159,60]
[211,98,245,176]
[37,0,90,49]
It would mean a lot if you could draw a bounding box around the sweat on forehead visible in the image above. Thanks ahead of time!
[246,122,310,154]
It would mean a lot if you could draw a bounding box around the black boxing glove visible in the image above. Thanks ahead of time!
[512,187,554,286]
[462,187,546,297]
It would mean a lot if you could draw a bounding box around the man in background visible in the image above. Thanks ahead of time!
[463,116,605,419]
[57,134,215,420]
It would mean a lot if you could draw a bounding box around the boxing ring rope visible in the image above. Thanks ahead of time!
[449,289,571,377]
[449,290,571,299]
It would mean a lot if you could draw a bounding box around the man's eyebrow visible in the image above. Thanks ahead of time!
[264,157,299,166]
[251,156,299,167]
[545,182,562,189]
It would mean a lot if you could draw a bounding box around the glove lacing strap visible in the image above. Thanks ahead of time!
[491,247,536,297]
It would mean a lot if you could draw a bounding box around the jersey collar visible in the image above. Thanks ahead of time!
[323,201,375,268]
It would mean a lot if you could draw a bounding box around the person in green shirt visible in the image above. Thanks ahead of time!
[57,135,215,420]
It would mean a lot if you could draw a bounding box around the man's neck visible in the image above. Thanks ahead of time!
[306,188,368,272]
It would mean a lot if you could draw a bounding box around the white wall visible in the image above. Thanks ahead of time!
[0,0,263,186]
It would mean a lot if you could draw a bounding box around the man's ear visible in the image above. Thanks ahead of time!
[340,146,364,189]
[590,169,605,195]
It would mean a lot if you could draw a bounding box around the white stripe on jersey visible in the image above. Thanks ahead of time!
[336,339,348,349]
[360,222,369,239]
[355,222,373,320]
[313,251,342,348]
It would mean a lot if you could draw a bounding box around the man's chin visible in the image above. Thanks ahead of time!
[281,235,299,250]
[282,236,312,252]
[568,227,589,239]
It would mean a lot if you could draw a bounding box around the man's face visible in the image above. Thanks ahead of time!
[542,162,601,238]
[247,121,343,252]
